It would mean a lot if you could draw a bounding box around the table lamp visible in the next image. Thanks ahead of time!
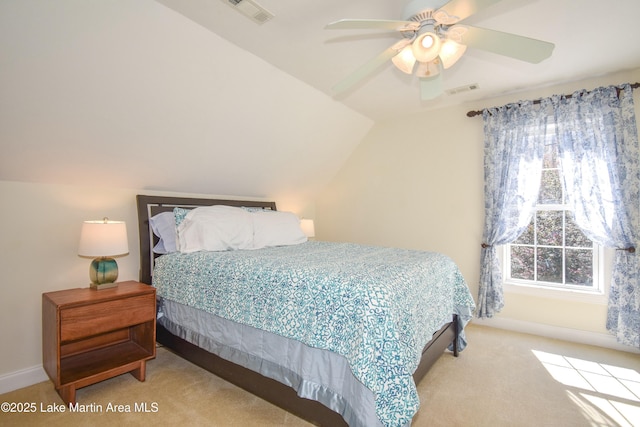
[300,219,315,239]
[78,218,129,290]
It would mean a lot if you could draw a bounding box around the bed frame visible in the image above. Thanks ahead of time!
[136,194,459,426]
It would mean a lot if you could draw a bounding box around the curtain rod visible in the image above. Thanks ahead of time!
[466,82,640,118]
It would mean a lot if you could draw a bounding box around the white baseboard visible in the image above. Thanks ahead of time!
[0,365,48,395]
[472,317,640,354]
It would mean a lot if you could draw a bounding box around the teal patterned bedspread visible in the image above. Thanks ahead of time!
[153,241,475,426]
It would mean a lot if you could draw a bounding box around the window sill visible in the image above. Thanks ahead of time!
[504,281,607,305]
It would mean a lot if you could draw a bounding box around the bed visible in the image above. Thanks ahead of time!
[136,195,475,426]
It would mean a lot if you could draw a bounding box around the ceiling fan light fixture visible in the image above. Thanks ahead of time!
[392,44,417,74]
[324,1,555,100]
[412,32,441,63]
[439,39,466,69]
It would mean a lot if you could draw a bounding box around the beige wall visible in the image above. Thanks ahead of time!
[316,68,640,343]
[316,104,484,284]
[0,182,139,378]
[3,69,639,388]
[0,181,313,383]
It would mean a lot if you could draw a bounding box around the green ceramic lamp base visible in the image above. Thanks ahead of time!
[89,257,119,290]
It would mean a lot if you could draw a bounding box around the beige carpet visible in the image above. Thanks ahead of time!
[2,324,639,427]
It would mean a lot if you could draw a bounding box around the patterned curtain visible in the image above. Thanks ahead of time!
[554,84,640,348]
[479,84,640,347]
[477,100,549,318]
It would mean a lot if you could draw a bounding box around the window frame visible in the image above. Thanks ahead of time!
[501,121,608,302]
[504,242,605,292]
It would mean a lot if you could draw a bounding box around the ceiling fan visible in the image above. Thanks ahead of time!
[325,0,555,100]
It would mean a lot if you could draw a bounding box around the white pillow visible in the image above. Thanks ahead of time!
[150,211,178,254]
[177,205,254,253]
[252,210,307,249]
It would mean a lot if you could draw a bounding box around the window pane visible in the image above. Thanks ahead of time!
[537,210,563,246]
[565,249,593,286]
[511,246,534,280]
[565,211,592,248]
[539,169,563,204]
[543,142,558,169]
[505,130,597,291]
[514,219,534,245]
[537,247,563,283]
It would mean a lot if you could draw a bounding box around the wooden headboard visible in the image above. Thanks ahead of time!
[136,195,277,285]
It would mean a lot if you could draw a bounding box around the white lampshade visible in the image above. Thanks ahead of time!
[300,219,315,238]
[439,39,467,69]
[392,44,417,74]
[78,219,129,257]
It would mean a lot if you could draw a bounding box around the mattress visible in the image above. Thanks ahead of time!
[153,241,475,426]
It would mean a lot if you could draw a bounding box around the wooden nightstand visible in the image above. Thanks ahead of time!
[42,281,156,405]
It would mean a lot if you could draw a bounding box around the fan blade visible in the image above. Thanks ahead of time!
[455,25,554,63]
[332,40,410,95]
[434,0,503,24]
[420,74,443,100]
[326,19,419,32]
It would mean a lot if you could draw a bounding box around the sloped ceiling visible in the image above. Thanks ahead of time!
[0,0,373,201]
[156,0,640,121]
[4,0,640,202]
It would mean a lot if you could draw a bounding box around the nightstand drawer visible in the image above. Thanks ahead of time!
[61,294,155,342]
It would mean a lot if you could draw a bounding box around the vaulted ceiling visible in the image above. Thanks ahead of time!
[2,0,640,203]
[0,0,372,201]
[157,0,640,120]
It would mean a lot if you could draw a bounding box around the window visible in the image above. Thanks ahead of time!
[505,134,602,293]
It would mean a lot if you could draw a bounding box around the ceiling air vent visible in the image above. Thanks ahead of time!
[227,0,274,24]
[445,83,480,96]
